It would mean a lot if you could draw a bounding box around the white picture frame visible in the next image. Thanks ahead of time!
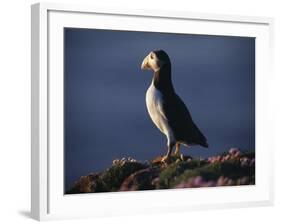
[31,2,274,221]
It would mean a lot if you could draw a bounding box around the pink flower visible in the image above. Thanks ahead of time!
[229,148,240,155]
[217,176,227,186]
[234,151,241,158]
[204,181,216,187]
[250,158,255,166]
[224,155,230,160]
[240,157,250,166]
[207,157,216,163]
[193,176,204,186]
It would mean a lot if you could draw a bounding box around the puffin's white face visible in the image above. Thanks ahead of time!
[141,51,164,72]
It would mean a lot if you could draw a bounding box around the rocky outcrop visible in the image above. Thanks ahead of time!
[120,167,160,191]
[66,148,255,194]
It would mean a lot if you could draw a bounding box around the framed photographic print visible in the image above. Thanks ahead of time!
[31,2,274,221]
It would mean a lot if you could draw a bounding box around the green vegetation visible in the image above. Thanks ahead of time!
[66,148,255,194]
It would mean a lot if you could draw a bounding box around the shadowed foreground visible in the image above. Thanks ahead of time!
[66,148,255,194]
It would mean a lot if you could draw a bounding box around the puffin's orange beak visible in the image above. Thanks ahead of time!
[141,55,150,70]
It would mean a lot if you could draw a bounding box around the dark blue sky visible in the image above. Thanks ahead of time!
[64,28,255,190]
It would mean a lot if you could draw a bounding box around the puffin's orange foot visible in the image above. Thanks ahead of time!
[161,155,172,164]
[173,150,180,156]
[173,143,181,155]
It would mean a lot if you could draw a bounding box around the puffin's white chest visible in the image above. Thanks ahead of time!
[146,83,175,143]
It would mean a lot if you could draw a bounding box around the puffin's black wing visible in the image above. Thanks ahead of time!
[161,93,208,147]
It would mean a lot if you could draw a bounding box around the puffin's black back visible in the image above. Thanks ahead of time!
[163,93,208,147]
[152,50,208,148]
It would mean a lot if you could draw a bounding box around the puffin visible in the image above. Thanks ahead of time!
[141,50,208,162]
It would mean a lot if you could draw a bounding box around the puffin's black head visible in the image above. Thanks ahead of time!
[141,50,171,72]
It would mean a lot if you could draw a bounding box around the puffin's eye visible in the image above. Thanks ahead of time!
[150,53,154,59]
